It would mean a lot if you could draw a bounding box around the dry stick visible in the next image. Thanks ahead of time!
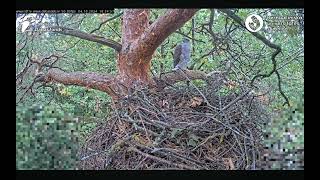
[106,24,122,38]
[90,12,124,34]
[138,91,173,123]
[243,136,250,169]
[193,88,252,139]
[80,135,132,161]
[174,30,206,43]
[220,89,251,112]
[135,142,206,167]
[230,129,245,164]
[220,108,246,161]
[137,112,152,144]
[104,118,118,146]
[247,128,256,170]
[176,69,247,114]
[215,141,237,160]
[191,133,220,152]
[139,90,163,113]
[134,156,149,170]
[123,115,159,137]
[223,111,248,167]
[202,115,251,140]
[223,137,242,158]
[129,147,196,170]
[134,143,205,169]
[161,149,206,167]
[177,68,219,111]
[136,110,168,129]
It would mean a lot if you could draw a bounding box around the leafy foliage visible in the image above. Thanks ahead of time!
[263,93,304,169]
[16,104,79,169]
[16,9,303,169]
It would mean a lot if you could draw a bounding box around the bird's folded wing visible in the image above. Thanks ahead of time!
[173,44,182,68]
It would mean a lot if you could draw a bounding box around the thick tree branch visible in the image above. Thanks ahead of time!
[131,9,199,62]
[51,26,122,52]
[153,69,224,88]
[44,68,119,98]
[41,68,225,100]
[158,70,207,85]
[117,9,199,86]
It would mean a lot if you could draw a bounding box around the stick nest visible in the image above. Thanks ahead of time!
[78,83,270,170]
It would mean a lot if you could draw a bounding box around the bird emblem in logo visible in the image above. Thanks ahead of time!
[245,14,263,32]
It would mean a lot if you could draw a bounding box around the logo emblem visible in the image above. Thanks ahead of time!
[245,14,263,32]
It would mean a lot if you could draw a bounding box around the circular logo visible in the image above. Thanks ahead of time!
[245,14,263,32]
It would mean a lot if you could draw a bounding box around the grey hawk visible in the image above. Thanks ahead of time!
[173,38,191,70]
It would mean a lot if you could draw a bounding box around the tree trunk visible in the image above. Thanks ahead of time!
[39,9,200,100]
[117,9,199,88]
[117,9,152,87]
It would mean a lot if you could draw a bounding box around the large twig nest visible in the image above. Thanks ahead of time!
[77,82,269,170]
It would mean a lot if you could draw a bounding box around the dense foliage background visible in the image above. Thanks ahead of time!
[16,9,304,169]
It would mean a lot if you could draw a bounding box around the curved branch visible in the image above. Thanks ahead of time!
[44,68,119,98]
[153,69,224,88]
[51,26,122,52]
[131,9,199,62]
[159,70,207,85]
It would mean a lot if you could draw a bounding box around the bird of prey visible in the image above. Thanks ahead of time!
[173,38,191,71]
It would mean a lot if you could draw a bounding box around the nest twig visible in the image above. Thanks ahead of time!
[77,82,269,170]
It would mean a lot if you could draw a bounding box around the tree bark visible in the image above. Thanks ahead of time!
[117,9,151,87]
[45,68,119,98]
[37,9,200,99]
[117,9,199,87]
